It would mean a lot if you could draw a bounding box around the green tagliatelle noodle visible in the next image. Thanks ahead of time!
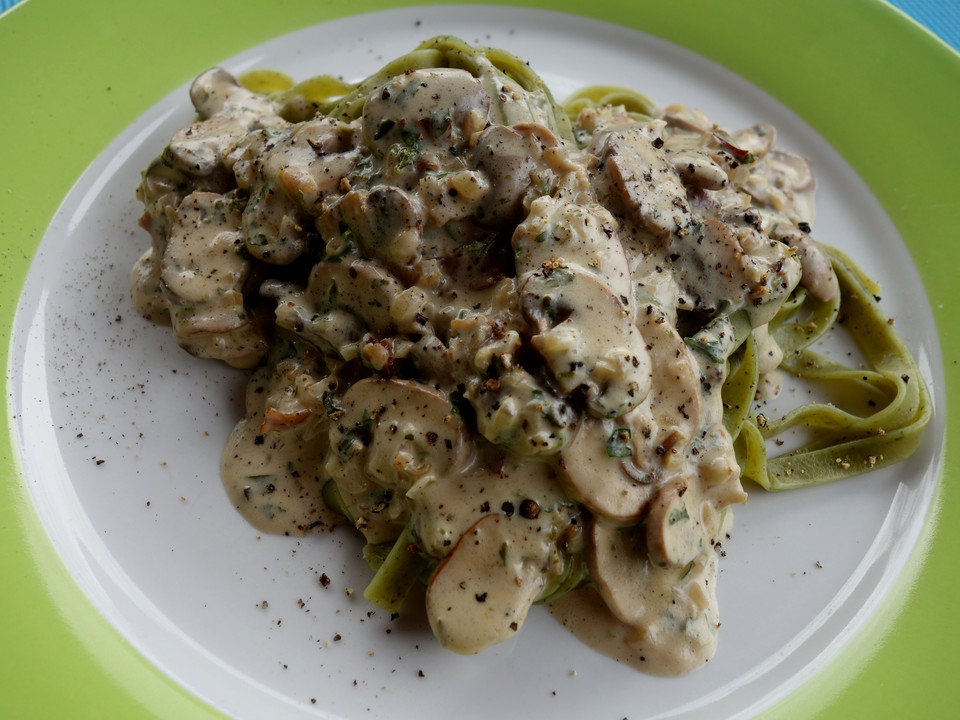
[726,246,931,491]
[562,85,657,123]
[328,35,575,141]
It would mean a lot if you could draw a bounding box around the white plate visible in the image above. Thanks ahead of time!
[9,6,944,720]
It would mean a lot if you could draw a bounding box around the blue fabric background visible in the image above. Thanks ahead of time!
[888,0,960,49]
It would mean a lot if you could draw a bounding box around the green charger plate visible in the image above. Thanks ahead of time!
[1,0,957,717]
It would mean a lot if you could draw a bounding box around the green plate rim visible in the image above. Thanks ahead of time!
[1,0,956,717]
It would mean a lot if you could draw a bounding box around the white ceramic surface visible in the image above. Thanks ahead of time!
[9,6,944,720]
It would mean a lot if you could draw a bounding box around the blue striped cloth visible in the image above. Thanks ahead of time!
[888,0,960,49]
[0,1,956,49]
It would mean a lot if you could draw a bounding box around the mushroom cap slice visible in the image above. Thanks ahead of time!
[551,522,721,675]
[271,116,359,206]
[338,186,423,273]
[744,148,817,224]
[771,226,839,303]
[621,303,703,476]
[637,304,702,436]
[667,149,729,190]
[556,417,657,523]
[686,218,801,325]
[645,478,704,569]
[472,123,559,226]
[241,172,308,265]
[170,67,286,177]
[731,121,777,158]
[220,356,340,537]
[263,258,403,360]
[588,518,718,643]
[361,68,491,153]
[161,191,247,306]
[160,191,268,368]
[520,266,651,419]
[425,513,559,655]
[306,258,403,336]
[684,218,750,313]
[410,454,569,559]
[512,195,632,304]
[588,517,655,627]
[235,117,360,266]
[326,378,467,543]
[593,125,694,241]
[660,104,712,134]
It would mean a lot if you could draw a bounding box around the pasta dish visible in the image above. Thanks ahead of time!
[130,36,930,675]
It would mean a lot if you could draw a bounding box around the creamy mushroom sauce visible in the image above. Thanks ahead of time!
[131,48,838,675]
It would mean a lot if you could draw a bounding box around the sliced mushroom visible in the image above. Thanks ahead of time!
[588,518,654,626]
[129,247,170,325]
[638,305,702,439]
[570,518,720,673]
[668,150,729,190]
[232,116,359,200]
[620,303,703,475]
[660,104,712,134]
[676,217,795,319]
[425,513,558,654]
[520,266,651,419]
[242,173,309,265]
[592,125,695,241]
[137,156,216,258]
[361,68,491,154]
[262,258,403,359]
[681,218,802,323]
[556,418,657,522]
[771,226,839,302]
[308,258,402,335]
[512,195,632,303]
[472,123,559,225]
[160,191,268,368]
[283,116,360,200]
[731,122,777,158]
[743,148,817,224]
[590,516,716,625]
[337,186,423,273]
[645,478,704,569]
[168,67,287,178]
[233,116,361,266]
[325,378,467,543]
[410,453,568,558]
[657,119,732,192]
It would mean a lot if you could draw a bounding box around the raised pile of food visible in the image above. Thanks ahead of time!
[130,36,929,675]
